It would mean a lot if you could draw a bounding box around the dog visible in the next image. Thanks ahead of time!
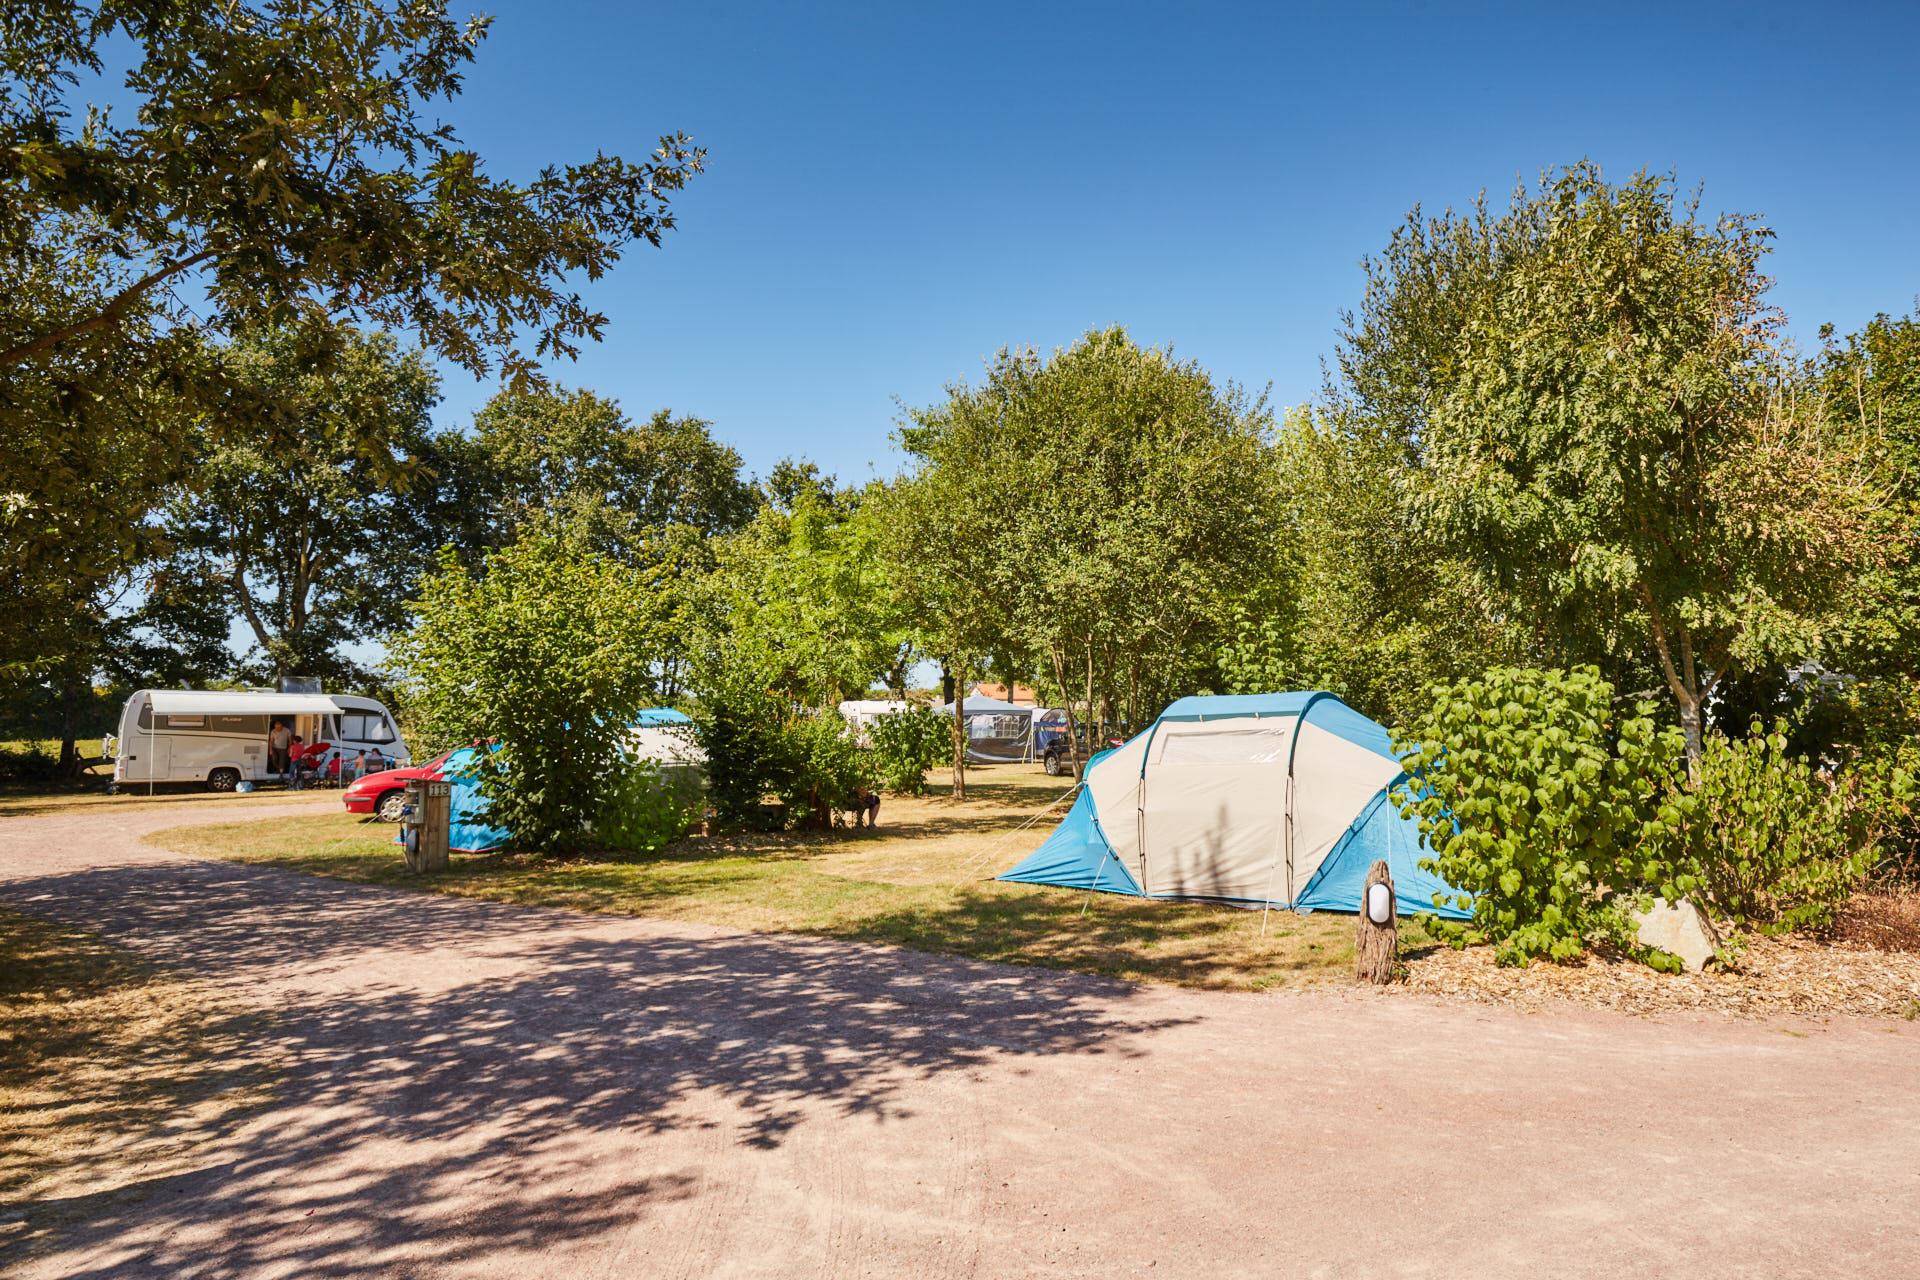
[847,788,881,829]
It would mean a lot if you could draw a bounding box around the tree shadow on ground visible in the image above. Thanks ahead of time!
[0,858,1189,1278]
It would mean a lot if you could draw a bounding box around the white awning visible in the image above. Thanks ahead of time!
[147,690,344,716]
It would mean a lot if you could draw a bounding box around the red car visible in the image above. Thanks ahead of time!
[342,750,453,822]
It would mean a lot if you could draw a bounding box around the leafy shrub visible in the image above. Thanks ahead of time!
[594,756,703,856]
[393,526,669,855]
[0,741,59,785]
[1832,676,1920,885]
[688,657,790,829]
[1394,666,1686,966]
[689,654,876,831]
[1644,724,1878,935]
[779,711,876,828]
[866,706,948,795]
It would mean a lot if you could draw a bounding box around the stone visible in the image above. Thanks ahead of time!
[1632,897,1720,973]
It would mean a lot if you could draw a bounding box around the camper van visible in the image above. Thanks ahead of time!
[112,689,410,791]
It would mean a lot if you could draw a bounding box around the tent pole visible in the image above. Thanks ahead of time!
[1080,846,1108,918]
[1258,769,1293,938]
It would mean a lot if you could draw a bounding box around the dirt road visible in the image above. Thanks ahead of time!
[2,800,1916,1278]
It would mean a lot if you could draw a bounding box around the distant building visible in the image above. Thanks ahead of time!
[969,681,1038,706]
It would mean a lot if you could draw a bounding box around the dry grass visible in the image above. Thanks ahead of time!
[152,769,1377,992]
[1835,890,1920,954]
[0,910,278,1261]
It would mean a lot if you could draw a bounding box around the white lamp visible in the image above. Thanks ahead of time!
[1366,881,1393,925]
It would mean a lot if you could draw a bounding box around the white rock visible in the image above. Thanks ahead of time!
[1632,897,1720,973]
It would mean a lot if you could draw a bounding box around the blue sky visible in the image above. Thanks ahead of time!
[421,0,1920,484]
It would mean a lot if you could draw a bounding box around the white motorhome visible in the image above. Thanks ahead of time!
[112,689,410,791]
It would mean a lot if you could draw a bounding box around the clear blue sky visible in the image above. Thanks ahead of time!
[392,2,1920,479]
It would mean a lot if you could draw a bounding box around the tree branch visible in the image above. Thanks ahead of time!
[0,248,222,368]
[1636,581,1693,707]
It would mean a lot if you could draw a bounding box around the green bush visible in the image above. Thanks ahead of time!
[1644,724,1877,935]
[865,706,948,795]
[689,654,876,831]
[393,526,670,855]
[0,741,59,785]
[1393,666,1686,966]
[688,656,793,829]
[780,711,876,828]
[596,758,703,856]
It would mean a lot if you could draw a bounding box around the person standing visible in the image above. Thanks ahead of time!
[269,720,293,777]
[288,735,307,790]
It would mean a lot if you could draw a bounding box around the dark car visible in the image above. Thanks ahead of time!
[1040,725,1131,776]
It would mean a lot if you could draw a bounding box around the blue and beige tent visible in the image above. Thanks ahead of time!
[999,692,1469,918]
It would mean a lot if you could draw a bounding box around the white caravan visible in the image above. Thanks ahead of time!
[112,689,411,791]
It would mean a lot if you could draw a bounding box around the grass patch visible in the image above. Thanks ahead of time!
[151,770,1390,991]
[0,910,278,1262]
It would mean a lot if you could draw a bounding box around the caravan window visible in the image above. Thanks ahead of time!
[1155,727,1293,766]
[155,713,268,734]
[338,712,397,744]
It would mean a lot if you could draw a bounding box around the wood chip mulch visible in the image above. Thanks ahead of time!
[1396,931,1920,1020]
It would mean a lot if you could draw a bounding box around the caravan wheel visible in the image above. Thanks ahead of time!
[207,768,241,792]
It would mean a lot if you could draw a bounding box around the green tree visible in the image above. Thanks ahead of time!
[1814,308,1920,680]
[149,324,472,680]
[871,450,1009,798]
[473,389,756,549]
[393,523,669,854]
[470,387,756,695]
[893,328,1277,778]
[2,1,702,381]
[0,221,205,680]
[701,485,911,708]
[1336,165,1893,762]
[1220,408,1533,726]
[1,3,701,674]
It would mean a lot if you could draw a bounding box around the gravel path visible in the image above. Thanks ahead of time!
[3,799,1917,1278]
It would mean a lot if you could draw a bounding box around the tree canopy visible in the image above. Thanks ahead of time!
[1331,164,1897,760]
[1,0,702,383]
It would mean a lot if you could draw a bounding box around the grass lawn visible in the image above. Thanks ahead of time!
[0,909,278,1262]
[151,769,1393,991]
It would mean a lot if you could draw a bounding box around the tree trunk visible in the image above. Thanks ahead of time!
[1354,860,1398,984]
[949,664,967,800]
[1676,691,1704,776]
[56,667,81,780]
[1082,642,1096,774]
[1049,645,1084,781]
[1638,582,1714,776]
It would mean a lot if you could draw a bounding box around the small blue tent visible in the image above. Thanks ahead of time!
[1000,692,1468,919]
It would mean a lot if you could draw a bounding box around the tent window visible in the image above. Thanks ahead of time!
[1156,728,1291,766]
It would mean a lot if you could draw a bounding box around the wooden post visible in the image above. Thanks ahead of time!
[401,779,452,873]
[1354,859,1397,984]
[420,780,451,871]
